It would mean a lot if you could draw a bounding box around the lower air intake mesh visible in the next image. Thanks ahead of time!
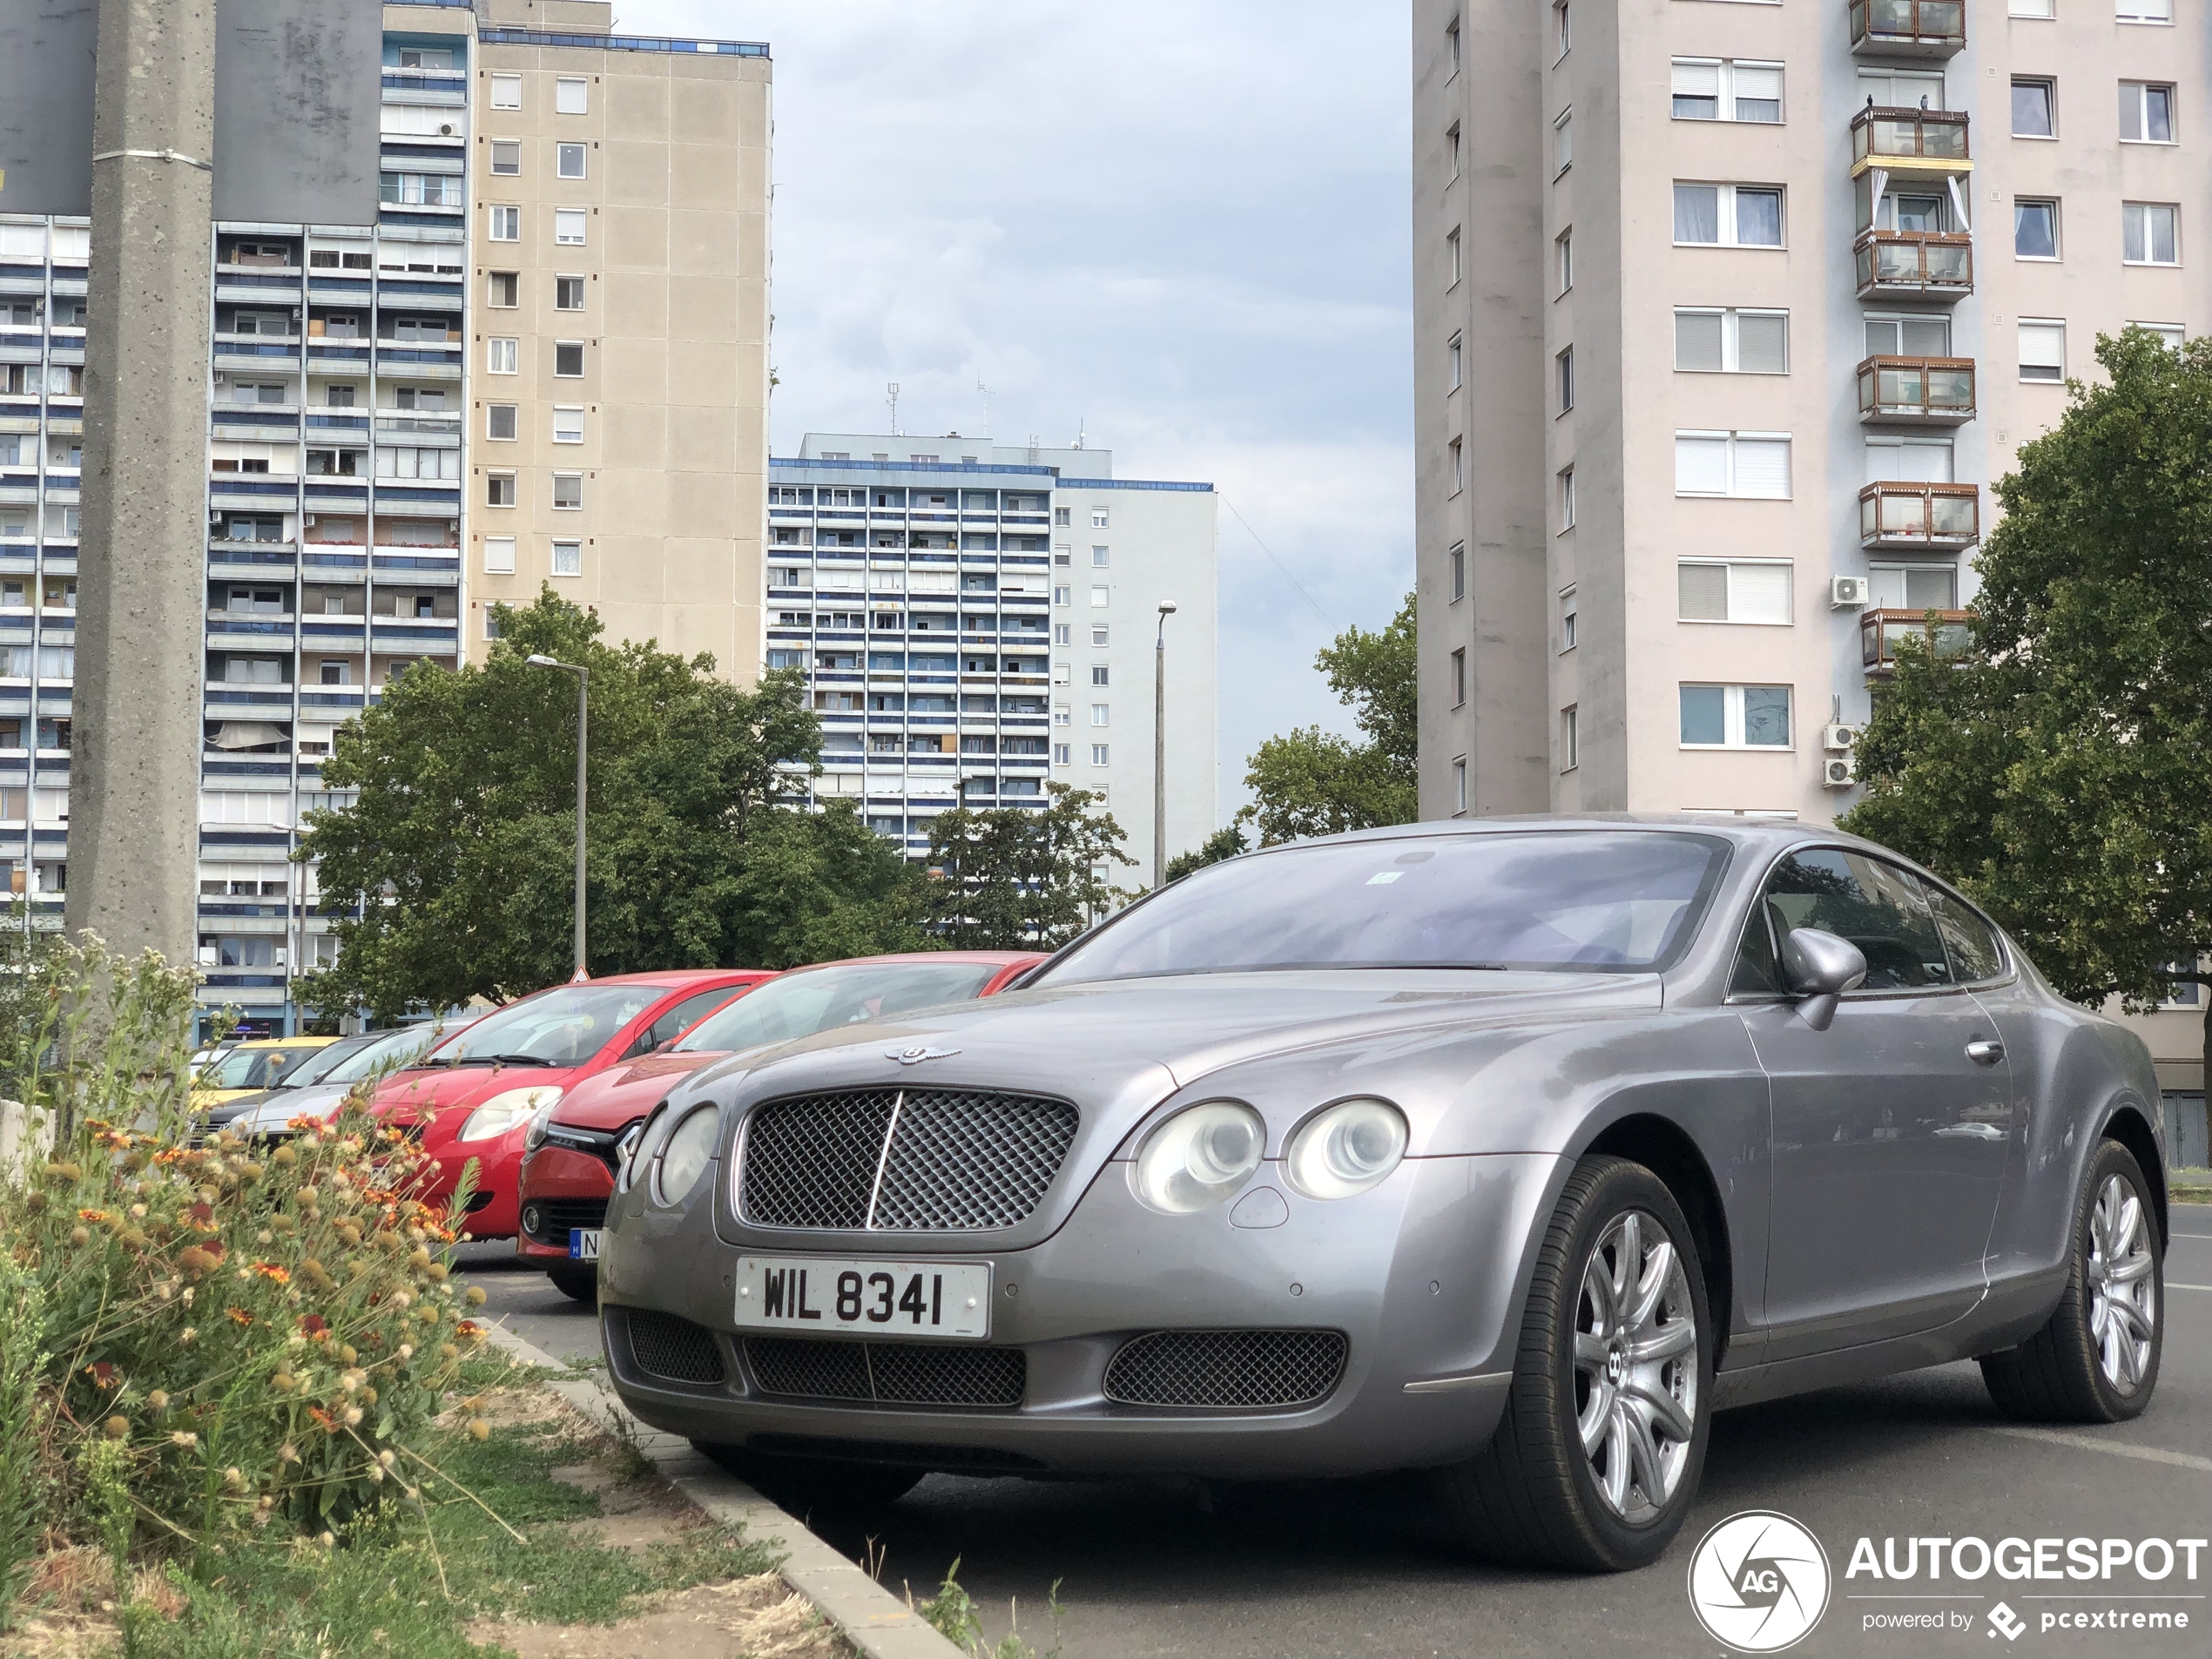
[1103,1330,1348,1408]
[745,1339,1027,1408]
[624,1308,727,1386]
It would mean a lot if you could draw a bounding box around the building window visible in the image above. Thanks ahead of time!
[488,205,519,241]
[1089,584,1109,608]
[551,406,584,443]
[1449,647,1467,707]
[1447,332,1463,390]
[1673,183,1784,247]
[551,540,583,577]
[1865,434,1954,481]
[1090,704,1109,727]
[1554,109,1572,175]
[1559,587,1577,651]
[556,274,586,311]
[1677,559,1791,624]
[2123,202,2180,265]
[556,142,587,179]
[2015,199,2060,260]
[2132,320,2186,349]
[2011,78,2056,138]
[2010,0,2054,15]
[1558,467,1575,530]
[1090,544,1109,567]
[1052,743,1071,765]
[1447,16,1460,76]
[490,139,520,176]
[488,271,518,307]
[1052,623,1071,645]
[552,473,583,509]
[1452,755,1467,814]
[2018,320,2066,382]
[1680,684,1791,748]
[1052,585,1070,606]
[1447,226,1461,286]
[554,341,585,377]
[1555,345,1575,414]
[556,77,588,114]
[1674,307,1789,374]
[489,71,523,109]
[483,536,516,574]
[554,209,587,246]
[1448,436,1465,494]
[1864,313,1951,355]
[1091,624,1109,645]
[1052,705,1071,728]
[1671,60,1784,124]
[1090,507,1109,528]
[1448,542,1466,601]
[2120,82,2176,143]
[1053,506,1071,527]
[1447,121,1461,179]
[486,473,516,508]
[2116,0,2173,22]
[1675,431,1791,499]
[1090,664,1109,686]
[486,404,518,441]
[1556,229,1573,293]
[1868,564,1957,610]
[1561,706,1578,772]
[1554,1,1570,57]
[487,337,517,374]
[1090,744,1110,766]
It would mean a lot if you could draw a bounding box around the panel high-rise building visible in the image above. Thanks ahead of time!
[1414,0,2205,824]
[0,0,770,1037]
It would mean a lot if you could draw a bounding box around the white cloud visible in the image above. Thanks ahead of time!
[636,0,1413,822]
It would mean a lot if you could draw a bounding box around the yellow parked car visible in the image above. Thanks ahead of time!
[191,1036,346,1108]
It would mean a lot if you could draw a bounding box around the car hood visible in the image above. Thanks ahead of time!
[225,1081,360,1135]
[371,1062,586,1123]
[551,1050,721,1131]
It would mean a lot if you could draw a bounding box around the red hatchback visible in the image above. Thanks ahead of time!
[370,969,770,1241]
[516,951,1044,1298]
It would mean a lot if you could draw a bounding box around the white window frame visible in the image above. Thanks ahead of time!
[1089,583,1109,609]
[551,471,583,510]
[2018,318,2067,382]
[1561,706,1578,772]
[487,205,520,242]
[554,208,587,246]
[550,406,584,444]
[488,271,519,308]
[1862,311,1953,358]
[1091,507,1109,528]
[2010,77,2057,140]
[1553,108,1572,177]
[556,142,588,179]
[1673,307,1791,374]
[1559,586,1577,652]
[1669,58,1785,125]
[551,540,583,577]
[1672,182,1785,248]
[485,403,518,442]
[1556,345,1575,414]
[1447,332,1464,391]
[1679,683,1794,750]
[2122,201,2180,266]
[1864,433,1955,482]
[2008,0,2054,16]
[1089,704,1109,728]
[1449,647,1467,708]
[1452,756,1467,816]
[1448,542,1466,601]
[1448,436,1465,494]
[553,340,586,378]
[485,471,516,509]
[2116,0,2173,24]
[489,72,522,110]
[1447,226,1462,286]
[1554,0,1571,60]
[1090,744,1110,766]
[555,77,589,114]
[486,336,517,374]
[2130,320,2186,349]
[489,139,521,176]
[1558,466,1576,531]
[482,535,516,574]
[1676,557,1794,625]
[1867,563,1960,611]
[2014,197,2062,261]
[1556,228,1574,294]
[2119,82,2177,145]
[1674,430,1792,499]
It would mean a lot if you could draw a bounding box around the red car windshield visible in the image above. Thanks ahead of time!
[419,984,663,1069]
[674,960,1002,1054]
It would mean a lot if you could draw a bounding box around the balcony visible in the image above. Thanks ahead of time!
[1854,229,1972,300]
[1858,482,1979,550]
[1851,106,1970,185]
[1861,609,1974,675]
[1857,356,1975,423]
[1848,0,1965,58]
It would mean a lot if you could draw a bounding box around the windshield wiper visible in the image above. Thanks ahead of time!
[479,1053,557,1067]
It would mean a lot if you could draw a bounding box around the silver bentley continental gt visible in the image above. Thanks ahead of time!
[597,818,2169,1570]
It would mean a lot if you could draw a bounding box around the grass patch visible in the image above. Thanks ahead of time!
[2170,1167,2211,1204]
[103,1394,778,1659]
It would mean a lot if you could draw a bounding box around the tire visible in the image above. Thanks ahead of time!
[1434,1154,1713,1572]
[690,1441,924,1514]
[1981,1138,2162,1423]
[547,1266,597,1304]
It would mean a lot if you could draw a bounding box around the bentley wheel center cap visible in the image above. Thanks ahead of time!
[1606,1345,1627,1387]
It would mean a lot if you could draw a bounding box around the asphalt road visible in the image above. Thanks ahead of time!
[455,1205,2212,1658]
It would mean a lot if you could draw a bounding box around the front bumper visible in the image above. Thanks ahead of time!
[516,1144,615,1264]
[421,1129,525,1239]
[601,1150,1565,1480]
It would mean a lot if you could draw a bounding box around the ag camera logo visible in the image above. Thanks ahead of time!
[1688,1510,1832,1653]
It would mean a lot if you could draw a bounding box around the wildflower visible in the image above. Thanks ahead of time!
[466,1418,489,1441]
[270,1214,297,1237]
[300,1259,333,1291]
[338,1344,358,1366]
[464,1286,487,1307]
[43,1161,83,1184]
[279,1443,299,1463]
[170,1430,198,1449]
[102,1416,128,1440]
[222,1467,245,1492]
[333,1221,361,1246]
[342,1406,362,1427]
[340,1369,367,1393]
[190,1197,218,1223]
[377,1449,396,1469]
[86,1362,119,1389]
[256,1230,273,1245]
[252,1264,291,1285]
[78,1208,109,1224]
[182,1285,196,1305]
[179,1326,197,1345]
[317,1532,334,1549]
[270,1372,295,1394]
[407,1247,433,1272]
[427,1264,449,1283]
[176,1246,217,1278]
[389,1291,412,1311]
[120,1229,150,1250]
[307,1406,334,1429]
[146,1390,169,1413]
[397,1344,415,1361]
[300,1314,330,1339]
[439,1344,458,1360]
[367,1464,384,1484]
[226,1308,253,1327]
[272,1146,297,1168]
[68,1227,89,1247]
[457,1320,485,1345]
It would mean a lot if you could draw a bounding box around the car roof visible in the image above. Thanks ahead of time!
[778,951,1046,972]
[1273,813,1886,860]
[233,1035,342,1049]
[550,968,768,990]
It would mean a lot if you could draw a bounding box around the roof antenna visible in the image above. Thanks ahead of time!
[887,381,900,435]
[1074,415,1086,451]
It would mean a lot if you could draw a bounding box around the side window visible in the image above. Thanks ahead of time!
[1729,900,1782,996]
[631,986,744,1055]
[1921,884,2006,985]
[1761,848,1953,990]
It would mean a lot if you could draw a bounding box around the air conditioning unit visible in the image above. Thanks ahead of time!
[438,123,457,137]
[1823,722,1860,753]
[304,514,318,527]
[212,373,227,387]
[1831,575,1869,609]
[1822,755,1858,789]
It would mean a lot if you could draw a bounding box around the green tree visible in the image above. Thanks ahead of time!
[1843,328,2212,1078]
[1240,592,1417,845]
[922,784,1135,948]
[1164,822,1250,884]
[296,589,921,1022]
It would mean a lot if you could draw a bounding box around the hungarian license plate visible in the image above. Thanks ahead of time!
[732,1256,991,1340]
[569,1229,602,1261]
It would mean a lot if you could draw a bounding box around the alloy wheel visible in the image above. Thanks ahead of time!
[2087,1173,2157,1393]
[1572,1209,1698,1522]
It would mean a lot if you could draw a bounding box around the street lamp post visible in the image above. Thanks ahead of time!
[1154,601,1177,891]
[526,654,590,981]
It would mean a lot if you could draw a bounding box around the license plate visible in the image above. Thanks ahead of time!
[732,1256,991,1340]
[569,1229,602,1261]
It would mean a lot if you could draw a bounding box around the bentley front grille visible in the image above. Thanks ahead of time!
[739,1087,1078,1231]
[1103,1330,1349,1409]
[745,1338,1028,1408]
[624,1308,728,1386]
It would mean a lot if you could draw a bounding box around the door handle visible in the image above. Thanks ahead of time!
[1965,1038,2005,1067]
[1935,1121,2007,1141]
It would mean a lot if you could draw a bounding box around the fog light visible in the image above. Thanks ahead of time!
[520,1203,542,1236]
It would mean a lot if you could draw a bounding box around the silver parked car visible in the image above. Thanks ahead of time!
[598,819,2168,1570]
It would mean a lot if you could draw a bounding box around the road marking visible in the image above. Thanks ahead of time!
[2168,1283,2212,1291]
[1986,1426,2212,1474]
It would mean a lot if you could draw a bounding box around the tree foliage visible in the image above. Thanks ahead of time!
[922,785,1135,949]
[1842,329,2212,1068]
[1240,593,1418,845]
[297,590,922,1022]
[1163,823,1250,884]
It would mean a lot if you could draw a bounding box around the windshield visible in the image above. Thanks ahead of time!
[320,1020,477,1084]
[423,984,661,1069]
[674,960,1003,1053]
[276,1035,379,1089]
[198,1042,334,1090]
[1036,832,1730,982]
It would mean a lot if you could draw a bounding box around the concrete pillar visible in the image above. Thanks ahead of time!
[64,0,216,965]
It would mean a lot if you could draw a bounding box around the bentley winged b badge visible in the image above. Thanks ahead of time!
[887,1044,961,1066]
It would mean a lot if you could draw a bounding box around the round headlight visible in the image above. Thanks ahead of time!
[457,1084,563,1143]
[655,1106,719,1205]
[617,1103,665,1194]
[1284,1098,1407,1200]
[1132,1101,1264,1214]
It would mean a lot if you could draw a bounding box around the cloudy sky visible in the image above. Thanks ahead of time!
[638,0,1414,823]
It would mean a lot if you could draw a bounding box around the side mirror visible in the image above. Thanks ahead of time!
[1780,927,1868,1032]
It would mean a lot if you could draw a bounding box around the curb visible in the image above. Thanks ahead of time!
[481,1319,965,1659]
